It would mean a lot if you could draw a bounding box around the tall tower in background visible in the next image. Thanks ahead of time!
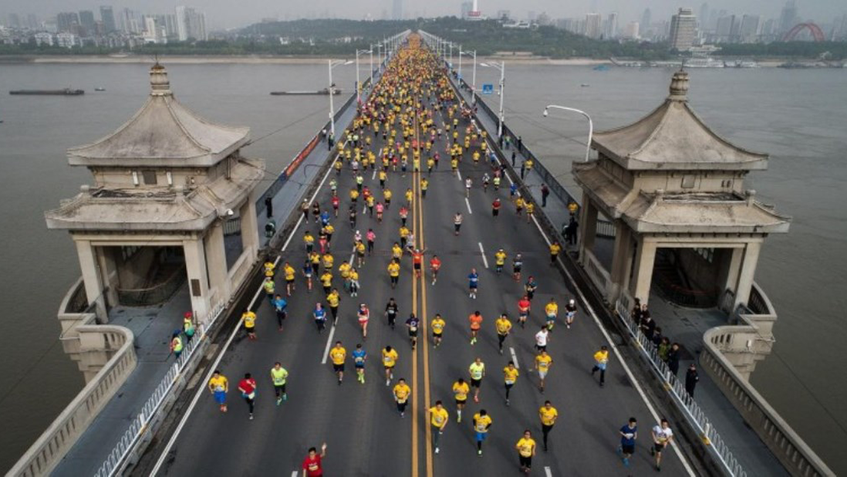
[100,6,117,33]
[669,7,697,50]
[778,1,798,34]
[392,0,403,20]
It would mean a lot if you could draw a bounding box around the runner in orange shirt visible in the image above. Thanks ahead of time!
[469,311,483,346]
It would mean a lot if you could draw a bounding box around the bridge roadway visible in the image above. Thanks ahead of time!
[146,50,693,477]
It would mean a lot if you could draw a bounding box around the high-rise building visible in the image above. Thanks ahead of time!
[669,8,697,50]
[641,8,652,31]
[79,11,96,36]
[585,13,602,39]
[699,3,710,31]
[778,1,797,34]
[739,15,760,43]
[7,13,20,28]
[175,6,207,41]
[26,13,39,30]
[715,14,736,42]
[496,10,510,21]
[57,12,80,33]
[100,6,116,33]
[623,21,640,39]
[605,12,618,38]
[392,0,403,20]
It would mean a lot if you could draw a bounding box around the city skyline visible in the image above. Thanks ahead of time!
[0,0,844,31]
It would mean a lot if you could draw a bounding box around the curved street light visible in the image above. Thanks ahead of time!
[543,105,594,162]
[328,59,353,136]
[480,61,505,138]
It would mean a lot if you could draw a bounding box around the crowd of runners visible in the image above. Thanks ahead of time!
[205,35,676,475]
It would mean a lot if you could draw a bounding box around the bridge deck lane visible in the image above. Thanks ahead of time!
[415,108,689,476]
[151,49,691,477]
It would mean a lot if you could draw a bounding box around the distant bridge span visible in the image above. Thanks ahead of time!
[782,22,825,42]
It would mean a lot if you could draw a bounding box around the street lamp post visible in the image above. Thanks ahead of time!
[328,59,353,137]
[355,48,372,103]
[481,61,506,138]
[543,105,594,162]
[460,49,477,104]
[458,45,462,79]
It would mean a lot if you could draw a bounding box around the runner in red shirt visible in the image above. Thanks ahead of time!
[301,443,327,477]
[237,373,257,420]
[492,198,501,217]
[331,195,340,217]
[429,255,442,285]
[517,296,532,329]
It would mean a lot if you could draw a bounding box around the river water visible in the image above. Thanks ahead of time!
[0,62,844,473]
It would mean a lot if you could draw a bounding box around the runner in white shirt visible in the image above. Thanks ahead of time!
[465,177,473,197]
[650,419,674,471]
[535,326,549,352]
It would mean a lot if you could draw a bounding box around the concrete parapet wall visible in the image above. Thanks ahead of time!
[702,325,834,476]
[9,281,136,477]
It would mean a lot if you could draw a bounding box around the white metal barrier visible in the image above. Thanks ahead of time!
[615,300,747,477]
[94,300,225,477]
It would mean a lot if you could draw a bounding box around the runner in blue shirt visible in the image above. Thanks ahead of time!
[617,417,638,468]
[352,344,367,384]
[314,303,327,333]
[468,268,479,300]
[510,182,518,197]
[273,295,288,331]
[406,313,421,349]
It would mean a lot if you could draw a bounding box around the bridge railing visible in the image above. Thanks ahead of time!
[9,279,137,477]
[615,299,748,477]
[93,299,225,477]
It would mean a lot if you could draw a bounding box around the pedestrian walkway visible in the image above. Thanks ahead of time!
[451,73,787,477]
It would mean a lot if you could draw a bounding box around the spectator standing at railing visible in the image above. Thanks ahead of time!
[640,310,656,340]
[667,343,681,376]
[265,196,273,219]
[541,184,549,207]
[685,364,700,396]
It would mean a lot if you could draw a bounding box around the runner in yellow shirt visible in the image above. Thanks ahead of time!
[320,271,333,295]
[283,262,296,296]
[495,313,513,354]
[503,361,519,406]
[469,358,486,403]
[591,345,610,387]
[431,313,446,348]
[535,350,553,393]
[428,401,449,454]
[393,378,412,417]
[452,378,470,422]
[473,410,493,455]
[324,340,347,385]
[494,248,507,274]
[539,400,559,451]
[549,241,562,265]
[382,345,399,386]
[516,430,537,473]
[208,370,228,412]
[242,309,257,340]
[387,259,401,289]
[544,298,558,331]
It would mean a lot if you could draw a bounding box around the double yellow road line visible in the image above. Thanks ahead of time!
[410,96,434,477]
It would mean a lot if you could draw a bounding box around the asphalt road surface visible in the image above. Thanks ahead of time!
[149,46,691,477]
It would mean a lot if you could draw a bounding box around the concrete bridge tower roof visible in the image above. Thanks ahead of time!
[67,63,250,168]
[591,69,769,171]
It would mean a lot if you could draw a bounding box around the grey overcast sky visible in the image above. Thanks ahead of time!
[1,0,843,30]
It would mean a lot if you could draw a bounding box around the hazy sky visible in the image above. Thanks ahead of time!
[1,0,843,30]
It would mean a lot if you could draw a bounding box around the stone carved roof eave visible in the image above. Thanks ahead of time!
[66,93,250,167]
[44,159,264,232]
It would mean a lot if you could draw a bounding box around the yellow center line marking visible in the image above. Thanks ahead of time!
[417,91,435,477]
[410,54,421,477]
